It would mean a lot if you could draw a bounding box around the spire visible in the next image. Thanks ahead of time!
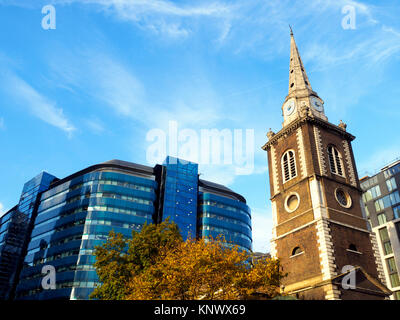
[288,28,313,97]
[281,28,327,126]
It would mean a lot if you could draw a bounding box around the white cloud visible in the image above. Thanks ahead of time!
[1,71,75,136]
[48,43,229,133]
[199,165,237,187]
[85,118,105,134]
[3,0,398,66]
[89,55,145,118]
[49,50,147,119]
[56,0,232,17]
[45,0,235,38]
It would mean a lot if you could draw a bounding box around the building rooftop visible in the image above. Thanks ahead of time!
[101,159,154,173]
[381,158,400,172]
[360,157,400,182]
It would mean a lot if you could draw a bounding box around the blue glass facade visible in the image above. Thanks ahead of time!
[0,207,28,300]
[198,192,252,252]
[16,169,156,300]
[0,172,57,300]
[2,157,251,300]
[18,172,57,220]
[162,157,198,240]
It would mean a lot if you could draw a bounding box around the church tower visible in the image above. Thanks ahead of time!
[262,29,390,300]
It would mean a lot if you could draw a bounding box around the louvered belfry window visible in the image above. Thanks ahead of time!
[328,145,344,176]
[282,150,297,183]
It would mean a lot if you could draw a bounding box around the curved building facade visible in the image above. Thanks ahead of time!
[1,157,252,300]
[16,162,157,300]
[198,181,252,252]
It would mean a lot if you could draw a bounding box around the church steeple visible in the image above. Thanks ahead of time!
[262,28,390,301]
[288,27,313,97]
[281,28,328,127]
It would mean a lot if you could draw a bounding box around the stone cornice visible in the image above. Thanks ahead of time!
[262,116,355,151]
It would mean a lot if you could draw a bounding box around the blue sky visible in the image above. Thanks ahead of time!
[0,0,400,252]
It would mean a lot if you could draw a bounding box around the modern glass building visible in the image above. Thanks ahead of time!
[161,157,199,240]
[15,160,157,300]
[0,172,57,300]
[360,159,400,300]
[198,181,252,252]
[0,157,251,300]
[0,206,28,300]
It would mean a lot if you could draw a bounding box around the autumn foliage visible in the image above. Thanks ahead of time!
[90,219,286,300]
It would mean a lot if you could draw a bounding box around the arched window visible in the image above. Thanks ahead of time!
[291,247,303,256]
[282,150,297,183]
[327,145,344,177]
[348,244,357,252]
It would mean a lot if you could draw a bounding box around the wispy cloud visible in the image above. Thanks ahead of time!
[53,0,233,17]
[2,0,398,64]
[1,0,235,38]
[85,118,105,135]
[1,71,76,136]
[48,49,146,118]
[94,0,233,38]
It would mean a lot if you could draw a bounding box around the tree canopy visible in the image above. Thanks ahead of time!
[90,219,286,300]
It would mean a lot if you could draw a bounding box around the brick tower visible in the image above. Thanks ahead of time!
[262,29,390,300]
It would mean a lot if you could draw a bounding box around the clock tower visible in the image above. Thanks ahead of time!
[262,30,390,300]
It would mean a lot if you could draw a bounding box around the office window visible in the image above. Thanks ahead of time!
[360,176,378,191]
[375,199,384,212]
[327,145,344,176]
[384,163,400,179]
[363,185,381,202]
[394,291,400,300]
[365,206,370,218]
[375,192,400,212]
[386,257,400,288]
[387,177,397,192]
[379,227,393,255]
[377,213,387,225]
[389,192,400,206]
[282,150,297,183]
[396,222,400,239]
[393,205,400,220]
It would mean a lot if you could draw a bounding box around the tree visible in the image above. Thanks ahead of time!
[90,218,182,300]
[89,230,131,300]
[91,220,286,300]
[124,237,285,300]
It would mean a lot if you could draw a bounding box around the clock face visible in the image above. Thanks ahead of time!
[311,97,323,112]
[284,99,296,116]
